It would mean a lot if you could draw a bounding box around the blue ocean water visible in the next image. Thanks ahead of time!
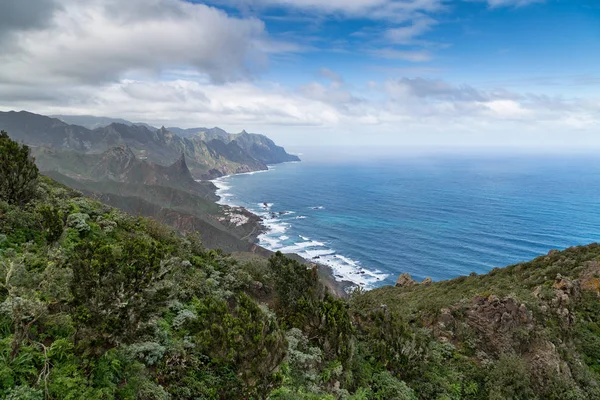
[213,154,600,289]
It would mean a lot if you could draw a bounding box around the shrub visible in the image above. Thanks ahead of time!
[0,131,39,206]
[66,213,91,234]
[5,385,43,400]
[371,371,417,400]
[38,204,63,243]
[486,355,535,400]
[127,341,167,366]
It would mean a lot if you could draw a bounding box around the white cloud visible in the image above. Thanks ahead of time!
[0,0,285,85]
[483,99,531,118]
[1,74,595,145]
[223,0,445,18]
[0,79,342,128]
[385,16,437,44]
[485,0,544,8]
[369,49,433,62]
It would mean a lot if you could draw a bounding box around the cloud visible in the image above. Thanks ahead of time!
[0,0,286,84]
[369,49,433,62]
[385,16,437,44]
[483,0,545,8]
[0,1,594,151]
[0,0,61,37]
[221,0,445,20]
[385,78,491,101]
[319,68,344,83]
[1,70,595,134]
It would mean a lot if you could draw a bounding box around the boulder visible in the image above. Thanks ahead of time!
[395,273,416,287]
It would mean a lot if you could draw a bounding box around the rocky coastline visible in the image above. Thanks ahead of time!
[210,174,358,298]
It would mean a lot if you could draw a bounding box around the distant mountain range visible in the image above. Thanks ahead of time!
[0,110,299,253]
[2,111,299,180]
[51,114,157,130]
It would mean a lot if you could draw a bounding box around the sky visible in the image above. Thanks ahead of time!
[0,0,598,152]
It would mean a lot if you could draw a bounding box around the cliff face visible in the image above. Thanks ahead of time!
[232,130,301,164]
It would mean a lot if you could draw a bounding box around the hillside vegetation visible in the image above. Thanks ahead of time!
[0,132,599,399]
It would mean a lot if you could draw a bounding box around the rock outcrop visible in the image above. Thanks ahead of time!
[395,273,433,287]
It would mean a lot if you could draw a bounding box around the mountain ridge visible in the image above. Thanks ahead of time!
[1,110,299,180]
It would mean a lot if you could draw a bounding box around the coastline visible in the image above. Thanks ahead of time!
[210,166,359,297]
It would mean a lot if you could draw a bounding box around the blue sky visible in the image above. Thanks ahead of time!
[0,0,598,151]
[240,0,600,91]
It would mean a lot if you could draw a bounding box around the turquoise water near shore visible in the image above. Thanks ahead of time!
[214,154,600,289]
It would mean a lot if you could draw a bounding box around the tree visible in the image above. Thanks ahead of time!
[69,236,170,352]
[0,131,39,205]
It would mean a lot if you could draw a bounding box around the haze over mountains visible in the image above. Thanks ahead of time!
[0,110,299,254]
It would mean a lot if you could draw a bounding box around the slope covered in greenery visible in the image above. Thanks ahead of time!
[1,133,599,399]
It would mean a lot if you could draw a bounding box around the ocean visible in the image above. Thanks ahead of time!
[213,153,600,289]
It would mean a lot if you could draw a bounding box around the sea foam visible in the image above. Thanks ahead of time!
[210,166,389,289]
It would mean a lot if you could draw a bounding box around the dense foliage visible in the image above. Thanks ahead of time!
[0,133,599,398]
[0,130,39,205]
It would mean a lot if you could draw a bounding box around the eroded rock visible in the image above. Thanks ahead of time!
[395,273,416,287]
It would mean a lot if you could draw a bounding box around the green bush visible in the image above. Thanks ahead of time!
[486,355,535,400]
[0,132,38,206]
[38,204,63,243]
[371,371,417,400]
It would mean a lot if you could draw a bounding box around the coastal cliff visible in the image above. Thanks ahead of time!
[0,110,301,255]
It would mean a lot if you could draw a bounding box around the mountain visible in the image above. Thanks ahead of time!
[32,145,213,198]
[353,246,600,399]
[173,127,301,164]
[0,111,103,151]
[0,110,302,253]
[167,126,229,141]
[0,110,299,179]
[232,130,301,164]
[48,114,300,165]
[52,114,157,130]
[31,144,266,252]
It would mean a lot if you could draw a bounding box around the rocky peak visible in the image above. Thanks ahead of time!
[171,152,187,169]
[167,152,195,180]
[101,145,136,163]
